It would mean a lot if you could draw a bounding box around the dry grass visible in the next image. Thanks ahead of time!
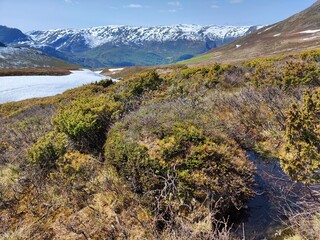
[102,66,153,78]
[0,67,79,77]
[0,223,33,240]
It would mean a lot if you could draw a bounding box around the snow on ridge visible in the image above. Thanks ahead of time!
[303,36,320,41]
[0,46,41,56]
[299,29,320,34]
[27,24,257,49]
[263,24,277,32]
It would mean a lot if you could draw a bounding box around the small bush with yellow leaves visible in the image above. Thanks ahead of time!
[28,131,66,170]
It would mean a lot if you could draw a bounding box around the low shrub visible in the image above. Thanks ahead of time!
[280,89,320,183]
[93,78,114,88]
[53,95,122,151]
[105,106,255,226]
[28,131,66,170]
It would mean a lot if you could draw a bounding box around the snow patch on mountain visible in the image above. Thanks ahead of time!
[0,46,69,68]
[299,29,320,34]
[303,36,320,41]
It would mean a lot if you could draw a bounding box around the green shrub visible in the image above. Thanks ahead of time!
[116,70,162,99]
[280,89,320,183]
[105,112,255,222]
[281,60,320,88]
[53,95,122,150]
[246,52,320,88]
[93,79,114,88]
[28,131,66,170]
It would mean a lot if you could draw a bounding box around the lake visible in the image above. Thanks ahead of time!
[0,69,107,104]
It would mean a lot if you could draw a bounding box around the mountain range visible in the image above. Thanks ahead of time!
[0,24,259,68]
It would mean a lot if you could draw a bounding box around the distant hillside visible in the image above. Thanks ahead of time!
[0,46,75,69]
[182,1,320,65]
[0,25,31,45]
[25,24,259,67]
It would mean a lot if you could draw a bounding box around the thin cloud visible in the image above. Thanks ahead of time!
[168,1,180,7]
[211,4,220,8]
[64,0,79,4]
[126,4,143,8]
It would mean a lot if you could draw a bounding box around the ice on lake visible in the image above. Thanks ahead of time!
[0,69,108,104]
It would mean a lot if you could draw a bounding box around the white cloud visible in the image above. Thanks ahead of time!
[210,4,220,8]
[126,4,143,8]
[168,1,180,6]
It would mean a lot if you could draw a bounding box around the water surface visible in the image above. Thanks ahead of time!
[233,151,308,239]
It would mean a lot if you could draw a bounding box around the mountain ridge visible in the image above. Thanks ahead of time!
[27,24,257,49]
[0,25,31,45]
[182,1,320,65]
[20,24,259,67]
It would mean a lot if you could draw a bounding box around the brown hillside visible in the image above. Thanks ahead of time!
[183,0,320,65]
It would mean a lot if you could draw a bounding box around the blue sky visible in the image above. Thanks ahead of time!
[0,0,317,31]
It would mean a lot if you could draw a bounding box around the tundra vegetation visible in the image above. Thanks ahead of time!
[0,49,320,239]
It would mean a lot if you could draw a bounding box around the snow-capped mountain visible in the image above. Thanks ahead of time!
[28,24,256,50]
[0,24,258,68]
[23,24,258,67]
